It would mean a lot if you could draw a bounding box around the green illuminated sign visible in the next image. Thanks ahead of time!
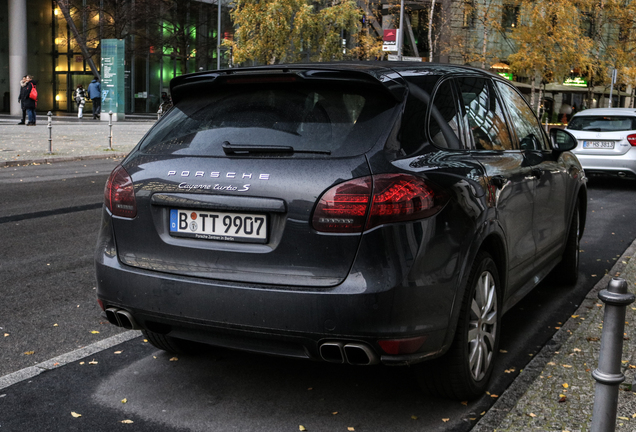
[498,72,513,81]
[564,77,588,87]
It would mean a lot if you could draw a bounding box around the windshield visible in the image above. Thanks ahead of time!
[139,81,398,157]
[568,115,636,132]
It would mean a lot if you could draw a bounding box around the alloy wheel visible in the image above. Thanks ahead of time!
[467,270,498,381]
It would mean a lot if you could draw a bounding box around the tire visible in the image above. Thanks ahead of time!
[142,329,208,355]
[554,204,580,285]
[416,251,501,401]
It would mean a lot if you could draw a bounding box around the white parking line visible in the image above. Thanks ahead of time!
[0,330,141,391]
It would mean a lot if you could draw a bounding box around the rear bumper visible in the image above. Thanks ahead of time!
[574,148,636,178]
[96,255,451,365]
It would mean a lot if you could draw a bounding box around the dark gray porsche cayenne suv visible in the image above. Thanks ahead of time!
[96,62,586,400]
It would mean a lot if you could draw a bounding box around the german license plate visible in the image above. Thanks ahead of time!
[169,209,268,243]
[583,141,614,149]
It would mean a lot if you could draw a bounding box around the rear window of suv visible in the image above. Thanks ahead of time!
[139,81,398,157]
[568,116,636,132]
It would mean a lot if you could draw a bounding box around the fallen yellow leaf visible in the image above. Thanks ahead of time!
[632,413,636,418]
[461,401,468,406]
[348,428,355,431]
[114,351,123,354]
[89,359,98,365]
[547,362,556,366]
[121,420,134,424]
[169,357,178,362]
[143,339,148,342]
[499,349,508,353]
[332,412,338,415]
[299,426,306,431]
[562,365,573,368]
[79,362,85,365]
[53,324,58,327]
[90,330,100,334]
[121,398,127,404]
[559,394,566,398]
[442,418,450,422]
[71,412,82,418]
[528,413,537,418]
[573,348,581,352]
[571,315,579,318]
[24,351,34,355]
[3,333,8,337]
[411,415,418,420]
[618,416,629,421]
[491,394,499,398]
[563,383,569,388]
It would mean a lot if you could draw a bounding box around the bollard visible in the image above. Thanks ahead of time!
[591,277,635,432]
[46,111,53,154]
[108,110,113,150]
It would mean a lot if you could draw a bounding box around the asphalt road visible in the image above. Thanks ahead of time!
[0,161,635,431]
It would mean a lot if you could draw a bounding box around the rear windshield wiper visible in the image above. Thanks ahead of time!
[222,141,331,155]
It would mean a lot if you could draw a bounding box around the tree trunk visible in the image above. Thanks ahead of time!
[481,27,488,69]
[530,74,536,112]
[428,0,436,62]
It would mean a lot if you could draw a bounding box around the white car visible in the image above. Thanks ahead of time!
[566,108,636,179]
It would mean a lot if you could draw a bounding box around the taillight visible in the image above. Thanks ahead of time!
[627,134,636,146]
[312,174,446,233]
[104,165,137,218]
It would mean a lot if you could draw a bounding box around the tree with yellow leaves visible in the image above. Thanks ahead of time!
[227,0,380,65]
[508,0,594,112]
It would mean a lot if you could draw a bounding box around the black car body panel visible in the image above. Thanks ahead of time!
[96,62,586,370]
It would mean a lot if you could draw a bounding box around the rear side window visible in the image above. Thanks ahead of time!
[139,81,398,157]
[568,116,636,132]
[458,77,513,151]
[400,75,463,154]
[495,81,550,150]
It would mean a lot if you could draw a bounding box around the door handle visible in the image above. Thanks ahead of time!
[531,168,543,179]
[490,175,506,189]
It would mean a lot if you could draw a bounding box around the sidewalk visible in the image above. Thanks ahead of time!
[0,113,155,167]
[474,239,636,432]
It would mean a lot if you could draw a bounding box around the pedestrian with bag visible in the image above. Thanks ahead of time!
[87,78,101,119]
[23,75,38,126]
[75,84,87,119]
[17,75,29,125]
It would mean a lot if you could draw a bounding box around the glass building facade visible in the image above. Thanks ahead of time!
[0,0,232,114]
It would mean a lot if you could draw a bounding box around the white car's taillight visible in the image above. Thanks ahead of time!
[627,134,636,146]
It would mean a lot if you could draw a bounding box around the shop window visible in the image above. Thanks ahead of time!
[56,55,68,72]
[71,55,85,72]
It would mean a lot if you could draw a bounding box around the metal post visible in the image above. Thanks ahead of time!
[46,111,53,154]
[591,278,635,432]
[217,0,221,70]
[108,110,113,150]
[397,0,404,61]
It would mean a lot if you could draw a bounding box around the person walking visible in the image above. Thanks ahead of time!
[17,76,28,125]
[23,75,38,126]
[74,84,87,119]
[87,78,101,119]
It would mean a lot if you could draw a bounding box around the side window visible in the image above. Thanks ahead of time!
[428,80,463,150]
[399,76,463,155]
[458,77,513,150]
[495,82,550,150]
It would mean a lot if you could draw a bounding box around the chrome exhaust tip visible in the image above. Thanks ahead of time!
[105,308,121,327]
[319,342,345,363]
[343,343,379,366]
[115,310,140,330]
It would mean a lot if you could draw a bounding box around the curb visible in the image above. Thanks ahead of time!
[0,153,128,168]
[472,238,636,431]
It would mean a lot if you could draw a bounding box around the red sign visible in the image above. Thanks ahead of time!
[383,29,397,42]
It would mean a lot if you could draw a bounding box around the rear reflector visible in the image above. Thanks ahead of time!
[378,336,427,355]
[312,174,446,233]
[105,165,137,218]
[627,134,636,146]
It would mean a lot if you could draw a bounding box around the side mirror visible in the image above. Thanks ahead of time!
[550,128,578,152]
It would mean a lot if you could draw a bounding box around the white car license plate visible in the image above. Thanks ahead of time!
[169,209,268,243]
[583,141,615,149]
